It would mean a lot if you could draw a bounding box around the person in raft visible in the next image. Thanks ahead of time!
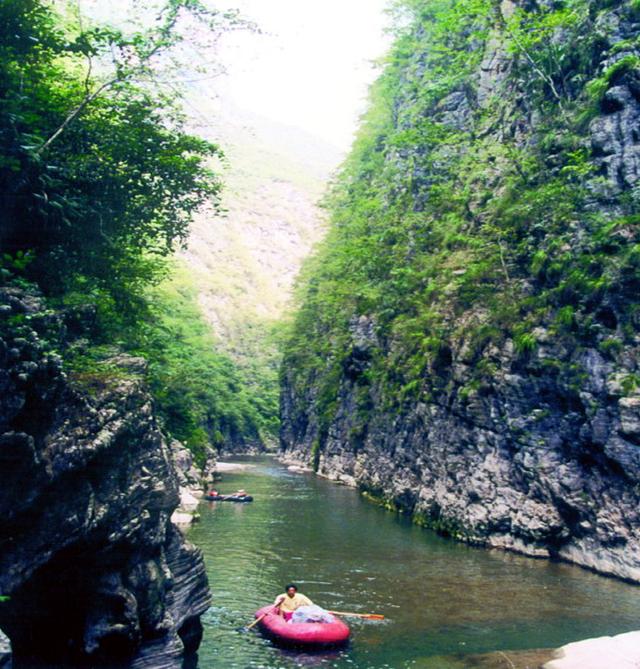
[274,583,313,621]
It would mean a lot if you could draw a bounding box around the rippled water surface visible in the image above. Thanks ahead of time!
[187,456,638,668]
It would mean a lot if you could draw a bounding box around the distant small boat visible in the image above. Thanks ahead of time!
[204,493,253,502]
[254,605,350,648]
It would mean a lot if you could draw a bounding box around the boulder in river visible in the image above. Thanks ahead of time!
[543,630,640,669]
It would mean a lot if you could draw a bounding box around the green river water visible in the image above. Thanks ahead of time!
[188,456,638,669]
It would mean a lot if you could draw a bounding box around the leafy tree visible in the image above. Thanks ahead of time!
[136,269,278,458]
[1,1,274,454]
[0,0,240,304]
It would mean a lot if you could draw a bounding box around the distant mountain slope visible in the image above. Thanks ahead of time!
[181,105,339,349]
[178,102,342,449]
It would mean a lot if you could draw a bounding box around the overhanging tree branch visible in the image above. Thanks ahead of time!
[35,0,250,154]
[37,77,117,154]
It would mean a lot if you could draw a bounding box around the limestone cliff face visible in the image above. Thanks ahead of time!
[281,0,640,582]
[0,287,210,667]
[282,313,640,582]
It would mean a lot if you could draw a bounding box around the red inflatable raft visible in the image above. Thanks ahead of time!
[254,605,350,647]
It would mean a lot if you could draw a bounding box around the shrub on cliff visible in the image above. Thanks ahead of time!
[284,0,640,434]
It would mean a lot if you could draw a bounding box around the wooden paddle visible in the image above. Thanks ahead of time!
[328,610,385,620]
[242,601,283,631]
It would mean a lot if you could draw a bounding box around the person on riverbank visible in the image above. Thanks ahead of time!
[274,584,313,621]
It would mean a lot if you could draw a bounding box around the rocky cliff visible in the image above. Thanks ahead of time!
[0,286,210,667]
[281,0,640,582]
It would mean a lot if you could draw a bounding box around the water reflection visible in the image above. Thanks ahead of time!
[188,456,639,668]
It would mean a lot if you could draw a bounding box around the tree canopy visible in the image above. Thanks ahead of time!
[1,0,277,454]
[0,0,226,304]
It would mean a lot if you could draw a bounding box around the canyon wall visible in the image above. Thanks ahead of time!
[0,286,210,667]
[281,0,640,582]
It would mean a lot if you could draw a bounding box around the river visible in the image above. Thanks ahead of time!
[187,456,638,668]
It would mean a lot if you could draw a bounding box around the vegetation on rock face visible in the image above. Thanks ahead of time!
[136,266,277,458]
[175,109,336,450]
[0,0,268,454]
[283,0,640,454]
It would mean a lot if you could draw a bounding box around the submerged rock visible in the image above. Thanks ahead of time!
[0,287,210,667]
[413,648,555,668]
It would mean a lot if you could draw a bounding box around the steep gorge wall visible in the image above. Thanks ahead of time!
[281,0,640,582]
[0,286,210,667]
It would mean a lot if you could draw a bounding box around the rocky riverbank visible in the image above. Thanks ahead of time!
[0,286,210,667]
[170,439,216,527]
[281,315,640,582]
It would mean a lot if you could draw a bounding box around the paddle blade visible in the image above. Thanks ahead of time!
[240,612,267,632]
[328,610,385,620]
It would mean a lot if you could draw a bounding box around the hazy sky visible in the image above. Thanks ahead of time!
[215,0,391,149]
[80,0,391,151]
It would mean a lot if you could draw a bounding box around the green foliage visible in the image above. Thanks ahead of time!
[283,0,640,441]
[1,1,270,457]
[310,439,322,472]
[1,251,36,289]
[413,510,468,540]
[556,306,576,325]
[621,373,640,395]
[0,0,224,308]
[586,55,640,103]
[2,251,34,273]
[599,337,623,358]
[513,331,537,355]
[503,0,594,108]
[66,355,138,394]
[130,267,277,457]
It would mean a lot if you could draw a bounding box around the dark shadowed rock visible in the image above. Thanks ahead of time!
[0,287,210,668]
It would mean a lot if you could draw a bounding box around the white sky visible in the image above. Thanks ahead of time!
[214,0,391,149]
[80,0,391,151]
